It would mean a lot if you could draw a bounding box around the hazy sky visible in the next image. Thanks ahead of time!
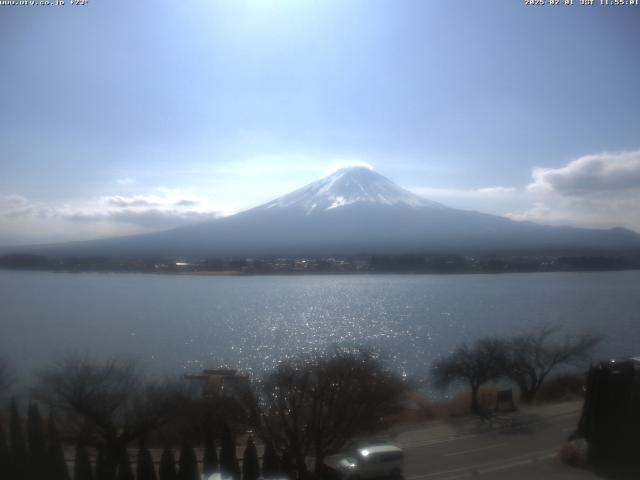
[1,0,639,245]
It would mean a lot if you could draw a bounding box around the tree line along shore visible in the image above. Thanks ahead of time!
[1,252,640,275]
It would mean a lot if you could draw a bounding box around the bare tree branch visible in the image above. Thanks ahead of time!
[249,348,407,476]
[34,354,187,480]
[505,325,603,403]
[431,337,509,414]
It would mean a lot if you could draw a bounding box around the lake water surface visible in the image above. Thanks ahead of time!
[1,270,639,384]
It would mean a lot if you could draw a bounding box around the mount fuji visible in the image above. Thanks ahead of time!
[14,166,640,258]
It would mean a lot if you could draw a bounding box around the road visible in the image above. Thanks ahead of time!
[391,402,600,479]
[65,401,598,479]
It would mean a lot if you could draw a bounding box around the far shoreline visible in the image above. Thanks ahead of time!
[1,266,640,277]
[2,251,640,276]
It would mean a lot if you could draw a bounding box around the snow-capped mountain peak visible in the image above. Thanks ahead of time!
[258,166,443,215]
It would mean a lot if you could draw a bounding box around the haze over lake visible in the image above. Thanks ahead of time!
[1,270,639,385]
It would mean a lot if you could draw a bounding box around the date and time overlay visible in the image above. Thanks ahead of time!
[526,0,639,6]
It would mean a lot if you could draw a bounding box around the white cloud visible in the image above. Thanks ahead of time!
[326,160,375,174]
[505,197,640,231]
[408,186,524,213]
[410,150,640,232]
[476,186,516,194]
[506,150,640,232]
[0,189,225,245]
[0,195,54,219]
[411,186,519,198]
[527,150,640,196]
[103,192,204,209]
[116,177,135,185]
[75,190,224,228]
[66,208,219,229]
[105,195,158,207]
[505,202,555,223]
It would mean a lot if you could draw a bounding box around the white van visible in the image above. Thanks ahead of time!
[333,444,404,480]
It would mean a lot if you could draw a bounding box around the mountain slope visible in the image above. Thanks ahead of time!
[255,166,443,213]
[11,167,640,258]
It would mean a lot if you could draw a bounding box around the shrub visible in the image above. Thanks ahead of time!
[47,413,70,480]
[242,437,260,480]
[137,441,157,480]
[536,374,585,403]
[178,441,199,480]
[9,399,28,480]
[202,429,218,476]
[159,448,177,480]
[220,424,240,480]
[117,450,135,480]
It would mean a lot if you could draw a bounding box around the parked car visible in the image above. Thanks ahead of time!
[330,444,404,480]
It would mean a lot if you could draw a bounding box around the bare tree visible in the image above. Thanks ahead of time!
[506,326,602,403]
[35,355,186,480]
[249,348,407,478]
[431,338,509,414]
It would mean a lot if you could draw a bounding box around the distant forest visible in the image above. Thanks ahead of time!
[1,252,639,275]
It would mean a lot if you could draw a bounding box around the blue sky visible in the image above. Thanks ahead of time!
[1,0,639,245]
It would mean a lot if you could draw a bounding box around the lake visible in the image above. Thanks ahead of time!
[1,270,639,386]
